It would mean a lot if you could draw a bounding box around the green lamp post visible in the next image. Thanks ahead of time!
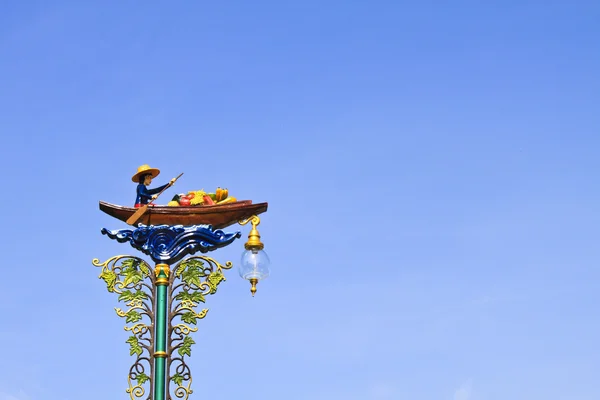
[94,187,269,400]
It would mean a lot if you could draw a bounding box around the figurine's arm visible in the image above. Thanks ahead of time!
[137,184,164,201]
[146,183,169,195]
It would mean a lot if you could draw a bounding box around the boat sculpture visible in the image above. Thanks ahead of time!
[99,200,268,228]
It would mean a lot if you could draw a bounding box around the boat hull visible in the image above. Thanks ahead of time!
[99,200,268,228]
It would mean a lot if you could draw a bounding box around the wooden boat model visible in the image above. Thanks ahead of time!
[99,200,268,229]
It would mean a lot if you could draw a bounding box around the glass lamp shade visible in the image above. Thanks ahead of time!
[238,248,271,281]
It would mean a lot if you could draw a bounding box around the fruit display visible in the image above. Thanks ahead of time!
[166,188,236,207]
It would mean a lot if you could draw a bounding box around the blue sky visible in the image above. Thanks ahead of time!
[0,1,599,399]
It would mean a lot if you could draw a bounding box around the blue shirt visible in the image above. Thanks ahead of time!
[135,183,169,205]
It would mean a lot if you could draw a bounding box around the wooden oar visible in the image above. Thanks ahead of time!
[126,173,184,225]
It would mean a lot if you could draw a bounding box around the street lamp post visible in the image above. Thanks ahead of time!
[93,218,270,400]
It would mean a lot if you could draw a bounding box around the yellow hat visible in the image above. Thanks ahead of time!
[131,164,161,183]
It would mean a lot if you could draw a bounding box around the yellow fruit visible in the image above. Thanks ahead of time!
[167,201,179,207]
[216,196,236,204]
[190,195,204,206]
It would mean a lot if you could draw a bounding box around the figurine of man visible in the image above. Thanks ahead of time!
[132,164,176,208]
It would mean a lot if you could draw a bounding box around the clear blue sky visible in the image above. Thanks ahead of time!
[0,1,599,400]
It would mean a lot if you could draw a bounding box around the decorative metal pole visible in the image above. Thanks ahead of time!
[93,224,242,400]
[154,263,169,400]
[93,164,271,399]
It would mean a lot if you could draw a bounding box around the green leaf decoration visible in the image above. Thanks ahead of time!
[126,310,142,323]
[172,373,184,386]
[175,290,205,304]
[181,264,204,287]
[118,290,135,302]
[178,335,195,357]
[174,290,186,301]
[100,270,117,292]
[122,265,144,287]
[207,272,225,294]
[136,373,149,385]
[121,258,140,269]
[126,336,143,356]
[138,262,151,277]
[175,263,186,277]
[186,259,205,269]
[181,311,197,325]
[130,290,148,301]
[137,290,148,300]
[191,291,205,303]
[118,289,148,303]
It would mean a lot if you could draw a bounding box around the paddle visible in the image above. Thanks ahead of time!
[126,173,184,226]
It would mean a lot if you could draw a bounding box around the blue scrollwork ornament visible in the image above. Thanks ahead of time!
[101,224,241,264]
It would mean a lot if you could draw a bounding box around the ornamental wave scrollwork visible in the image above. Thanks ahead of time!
[167,256,232,400]
[92,255,155,400]
[101,224,241,264]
